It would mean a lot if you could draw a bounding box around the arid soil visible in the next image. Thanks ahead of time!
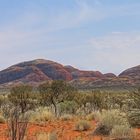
[0,120,140,140]
[0,120,102,140]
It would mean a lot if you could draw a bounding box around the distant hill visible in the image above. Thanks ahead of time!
[118,65,140,86]
[0,59,139,89]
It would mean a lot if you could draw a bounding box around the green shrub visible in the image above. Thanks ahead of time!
[58,101,78,115]
[75,120,90,131]
[8,85,34,113]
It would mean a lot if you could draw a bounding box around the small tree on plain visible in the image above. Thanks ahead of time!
[8,85,34,113]
[39,80,76,116]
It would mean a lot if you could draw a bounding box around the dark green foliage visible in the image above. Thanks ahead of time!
[73,90,106,113]
[38,80,76,116]
[58,101,78,115]
[8,85,35,113]
[38,82,52,106]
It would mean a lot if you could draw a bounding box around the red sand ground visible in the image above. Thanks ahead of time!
[0,121,140,140]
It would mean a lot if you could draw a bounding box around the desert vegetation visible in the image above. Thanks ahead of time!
[0,81,139,139]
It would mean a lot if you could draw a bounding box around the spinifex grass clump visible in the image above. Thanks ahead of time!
[93,110,131,137]
[86,112,95,121]
[75,120,90,131]
[110,125,134,140]
[48,132,57,140]
[36,132,57,140]
[30,108,54,123]
[60,114,73,121]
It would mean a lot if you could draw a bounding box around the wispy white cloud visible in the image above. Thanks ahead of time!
[45,0,140,32]
[46,0,106,32]
[89,32,140,49]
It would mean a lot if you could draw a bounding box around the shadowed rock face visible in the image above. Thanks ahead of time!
[64,65,104,79]
[0,59,139,88]
[0,59,105,86]
[118,65,140,86]
[71,65,140,89]
[0,59,73,85]
[119,65,140,78]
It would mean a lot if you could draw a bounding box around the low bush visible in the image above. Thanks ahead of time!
[0,115,5,123]
[75,120,90,131]
[36,132,48,140]
[36,131,57,140]
[60,114,73,121]
[86,112,95,121]
[110,125,134,140]
[93,110,129,136]
[58,101,78,115]
[30,108,54,123]
[99,110,128,128]
[48,132,57,140]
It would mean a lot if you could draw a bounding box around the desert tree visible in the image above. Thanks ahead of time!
[38,80,76,116]
[8,85,34,113]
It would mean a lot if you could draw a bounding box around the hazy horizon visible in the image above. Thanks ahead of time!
[0,0,140,74]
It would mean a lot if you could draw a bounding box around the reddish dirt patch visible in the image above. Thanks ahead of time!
[0,121,140,140]
[0,120,103,140]
[135,129,140,140]
[26,120,101,140]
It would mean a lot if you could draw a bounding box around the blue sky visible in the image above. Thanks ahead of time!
[0,0,140,74]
